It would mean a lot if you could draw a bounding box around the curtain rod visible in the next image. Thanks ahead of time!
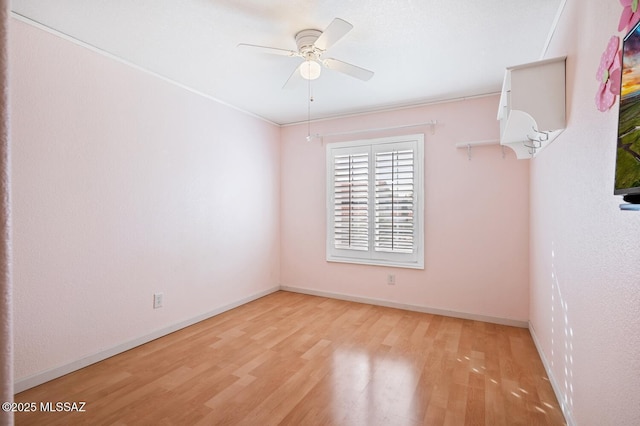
[306,120,438,142]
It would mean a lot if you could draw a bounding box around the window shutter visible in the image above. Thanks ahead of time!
[374,148,415,253]
[333,152,369,251]
[326,134,423,269]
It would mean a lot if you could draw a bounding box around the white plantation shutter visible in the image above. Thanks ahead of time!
[333,152,369,251]
[327,135,424,269]
[374,146,415,254]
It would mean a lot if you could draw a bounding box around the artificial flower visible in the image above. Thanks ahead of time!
[596,36,622,112]
[619,0,640,33]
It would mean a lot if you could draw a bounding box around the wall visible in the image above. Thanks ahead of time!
[0,2,12,424]
[10,18,280,387]
[529,1,640,425]
[280,96,531,324]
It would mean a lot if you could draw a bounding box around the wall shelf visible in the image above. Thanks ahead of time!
[455,139,501,160]
[454,139,500,149]
[497,56,566,159]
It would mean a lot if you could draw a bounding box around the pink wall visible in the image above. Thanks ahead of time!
[0,3,12,423]
[530,1,640,424]
[280,96,531,323]
[10,18,281,383]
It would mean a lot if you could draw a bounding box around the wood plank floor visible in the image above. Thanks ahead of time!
[14,291,566,425]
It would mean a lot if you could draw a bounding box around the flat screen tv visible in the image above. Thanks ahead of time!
[616,21,640,204]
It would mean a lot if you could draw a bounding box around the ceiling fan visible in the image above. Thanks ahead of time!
[237,18,374,88]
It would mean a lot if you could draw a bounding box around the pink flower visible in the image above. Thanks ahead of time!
[596,36,622,112]
[619,0,640,33]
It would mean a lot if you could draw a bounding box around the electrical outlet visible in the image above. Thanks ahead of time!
[153,293,164,309]
[387,274,396,285]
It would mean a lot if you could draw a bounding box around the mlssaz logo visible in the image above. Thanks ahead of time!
[40,401,86,412]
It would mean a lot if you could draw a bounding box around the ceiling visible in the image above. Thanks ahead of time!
[11,0,564,125]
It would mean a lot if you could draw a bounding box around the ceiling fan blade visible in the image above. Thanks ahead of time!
[323,58,374,81]
[237,43,299,57]
[314,18,353,51]
[282,62,305,89]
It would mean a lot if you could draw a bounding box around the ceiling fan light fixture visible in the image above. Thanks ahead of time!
[300,60,321,80]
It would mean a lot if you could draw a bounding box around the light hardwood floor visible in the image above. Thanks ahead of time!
[15,291,565,425]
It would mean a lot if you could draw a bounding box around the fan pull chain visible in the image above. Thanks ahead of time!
[307,75,314,142]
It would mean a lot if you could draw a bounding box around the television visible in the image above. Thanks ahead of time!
[616,21,640,205]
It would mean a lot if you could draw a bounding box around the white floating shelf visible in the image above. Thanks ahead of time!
[455,139,500,148]
[497,56,566,159]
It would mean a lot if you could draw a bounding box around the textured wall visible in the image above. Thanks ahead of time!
[530,1,640,424]
[0,2,12,424]
[280,96,531,323]
[10,18,281,383]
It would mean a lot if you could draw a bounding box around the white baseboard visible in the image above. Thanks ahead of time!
[528,321,575,426]
[14,286,280,393]
[280,285,529,328]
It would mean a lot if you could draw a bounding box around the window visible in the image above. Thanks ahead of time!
[326,134,424,269]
